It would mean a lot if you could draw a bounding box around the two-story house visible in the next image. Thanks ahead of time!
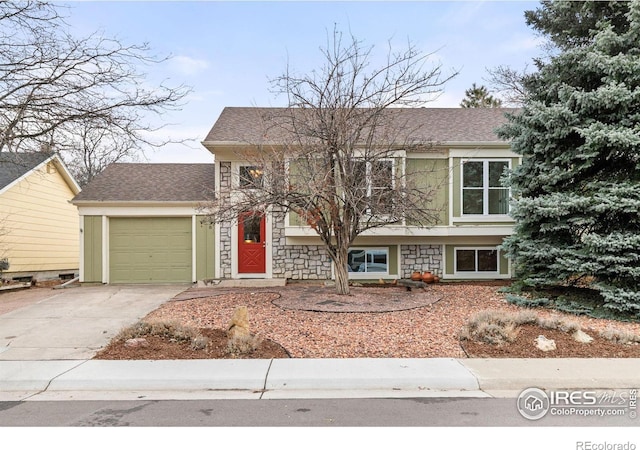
[72,107,519,284]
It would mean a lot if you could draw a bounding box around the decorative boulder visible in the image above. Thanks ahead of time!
[227,306,251,340]
[535,335,557,352]
[573,330,594,344]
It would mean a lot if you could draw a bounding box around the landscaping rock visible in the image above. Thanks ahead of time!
[573,330,594,343]
[227,305,251,340]
[535,335,557,352]
[124,338,148,348]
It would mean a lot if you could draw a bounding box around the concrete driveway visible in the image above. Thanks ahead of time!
[0,284,189,360]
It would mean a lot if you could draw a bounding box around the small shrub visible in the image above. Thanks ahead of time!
[226,333,262,356]
[115,320,199,345]
[114,321,153,341]
[473,322,518,345]
[599,327,640,345]
[512,310,539,325]
[537,316,581,333]
[461,309,585,346]
[461,310,523,345]
[148,321,197,342]
[191,335,210,350]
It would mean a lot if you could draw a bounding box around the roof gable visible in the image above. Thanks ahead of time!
[0,152,52,191]
[72,163,215,203]
[0,152,80,196]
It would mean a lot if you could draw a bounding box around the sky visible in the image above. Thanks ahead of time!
[60,1,543,163]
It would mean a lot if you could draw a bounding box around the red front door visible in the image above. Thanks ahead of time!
[238,212,266,274]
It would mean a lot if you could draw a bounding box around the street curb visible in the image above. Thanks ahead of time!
[460,358,640,392]
[0,360,85,391]
[266,358,479,391]
[48,359,272,391]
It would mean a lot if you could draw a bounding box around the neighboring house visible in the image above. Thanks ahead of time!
[0,152,81,282]
[73,107,519,284]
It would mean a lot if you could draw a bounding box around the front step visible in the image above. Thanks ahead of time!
[197,279,287,288]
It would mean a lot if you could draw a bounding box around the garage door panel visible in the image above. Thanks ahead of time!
[109,217,192,283]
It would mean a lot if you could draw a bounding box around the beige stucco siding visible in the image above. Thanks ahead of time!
[0,162,79,273]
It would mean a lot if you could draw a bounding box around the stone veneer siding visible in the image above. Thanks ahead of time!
[271,208,332,280]
[219,162,233,278]
[400,244,442,279]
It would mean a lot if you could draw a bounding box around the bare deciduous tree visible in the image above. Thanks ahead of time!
[204,30,457,294]
[0,0,191,183]
[484,65,531,107]
[60,121,142,187]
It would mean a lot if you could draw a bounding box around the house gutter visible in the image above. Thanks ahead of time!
[70,201,206,207]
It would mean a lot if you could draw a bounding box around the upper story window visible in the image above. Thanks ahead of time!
[462,160,509,215]
[239,165,264,189]
[353,159,394,214]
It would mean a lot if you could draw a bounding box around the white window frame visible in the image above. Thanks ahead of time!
[347,247,390,277]
[453,246,500,275]
[353,158,396,217]
[460,159,511,217]
[233,163,264,190]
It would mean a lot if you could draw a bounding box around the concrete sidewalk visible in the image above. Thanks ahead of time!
[1,357,638,401]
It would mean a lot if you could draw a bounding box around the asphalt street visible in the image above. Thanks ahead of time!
[0,397,637,427]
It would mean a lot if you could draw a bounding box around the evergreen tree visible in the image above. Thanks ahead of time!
[460,83,503,108]
[499,1,640,316]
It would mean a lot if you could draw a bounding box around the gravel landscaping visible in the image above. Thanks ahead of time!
[114,281,640,359]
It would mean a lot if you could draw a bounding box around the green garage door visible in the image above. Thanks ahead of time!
[109,217,192,283]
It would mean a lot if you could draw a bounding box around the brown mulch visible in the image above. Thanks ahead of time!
[93,281,640,360]
[460,324,640,358]
[94,328,290,360]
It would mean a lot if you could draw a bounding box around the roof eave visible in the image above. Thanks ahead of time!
[441,141,511,148]
[202,140,511,149]
[71,200,208,207]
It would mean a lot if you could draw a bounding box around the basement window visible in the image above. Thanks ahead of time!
[455,248,499,273]
[347,248,389,275]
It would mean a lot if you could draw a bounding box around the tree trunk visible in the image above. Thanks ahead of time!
[333,248,351,295]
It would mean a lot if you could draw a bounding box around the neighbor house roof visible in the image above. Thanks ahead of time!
[71,163,215,203]
[203,107,519,145]
[0,152,53,190]
[0,152,80,195]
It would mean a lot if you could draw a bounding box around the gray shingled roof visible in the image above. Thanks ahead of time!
[0,152,52,190]
[204,107,518,144]
[72,163,215,203]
